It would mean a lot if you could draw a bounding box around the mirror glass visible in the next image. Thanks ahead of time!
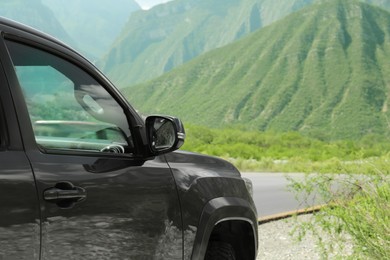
[151,118,176,150]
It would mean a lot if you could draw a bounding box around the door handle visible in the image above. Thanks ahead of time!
[44,182,87,208]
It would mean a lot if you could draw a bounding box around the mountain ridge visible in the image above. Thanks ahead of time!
[101,0,319,87]
[42,0,140,60]
[101,0,390,88]
[0,0,141,61]
[123,0,390,140]
[0,0,76,48]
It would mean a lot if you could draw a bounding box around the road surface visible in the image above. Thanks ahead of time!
[241,172,321,218]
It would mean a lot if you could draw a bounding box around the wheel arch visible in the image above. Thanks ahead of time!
[190,197,258,260]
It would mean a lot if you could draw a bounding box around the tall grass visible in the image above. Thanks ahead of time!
[181,124,390,173]
[182,125,390,258]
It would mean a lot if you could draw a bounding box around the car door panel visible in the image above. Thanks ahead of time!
[27,152,182,259]
[0,152,41,259]
[1,37,183,259]
[0,61,40,258]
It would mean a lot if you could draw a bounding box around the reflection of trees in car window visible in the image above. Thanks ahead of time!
[15,66,91,122]
[26,94,91,122]
[7,40,133,153]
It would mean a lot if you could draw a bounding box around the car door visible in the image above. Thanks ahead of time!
[2,37,183,259]
[0,54,40,259]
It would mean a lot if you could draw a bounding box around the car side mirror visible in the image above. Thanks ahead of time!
[145,115,185,155]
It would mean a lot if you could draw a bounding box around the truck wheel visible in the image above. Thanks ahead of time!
[205,241,236,260]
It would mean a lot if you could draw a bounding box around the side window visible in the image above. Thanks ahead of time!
[5,40,133,154]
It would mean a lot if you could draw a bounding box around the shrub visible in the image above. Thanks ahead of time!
[288,163,390,259]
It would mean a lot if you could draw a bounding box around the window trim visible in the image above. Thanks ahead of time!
[2,34,143,158]
[0,98,8,149]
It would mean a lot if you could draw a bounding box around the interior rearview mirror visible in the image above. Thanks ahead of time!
[145,115,185,155]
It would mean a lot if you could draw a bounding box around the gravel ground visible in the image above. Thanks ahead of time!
[257,214,353,260]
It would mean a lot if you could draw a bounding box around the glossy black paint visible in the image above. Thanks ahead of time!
[0,44,40,258]
[29,152,182,259]
[165,151,258,259]
[0,152,40,259]
[0,17,258,259]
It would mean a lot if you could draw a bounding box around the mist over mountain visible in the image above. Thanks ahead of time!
[100,0,390,88]
[0,0,140,61]
[123,0,390,140]
[42,0,140,60]
[101,0,320,87]
[0,0,76,48]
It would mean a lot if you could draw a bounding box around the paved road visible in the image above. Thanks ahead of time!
[241,172,320,218]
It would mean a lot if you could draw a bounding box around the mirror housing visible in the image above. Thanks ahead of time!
[145,115,185,155]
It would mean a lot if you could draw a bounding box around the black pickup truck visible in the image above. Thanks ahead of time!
[0,17,257,260]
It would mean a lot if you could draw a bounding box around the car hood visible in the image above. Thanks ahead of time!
[164,150,241,179]
[162,150,255,231]
[163,150,246,196]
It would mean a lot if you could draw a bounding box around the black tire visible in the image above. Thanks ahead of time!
[204,241,236,260]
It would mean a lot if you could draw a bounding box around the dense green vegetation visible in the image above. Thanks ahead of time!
[125,0,390,140]
[181,124,390,173]
[183,125,390,258]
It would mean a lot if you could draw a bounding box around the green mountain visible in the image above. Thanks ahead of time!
[41,0,140,61]
[123,0,390,140]
[364,0,390,9]
[0,0,75,47]
[101,0,390,88]
[101,0,319,87]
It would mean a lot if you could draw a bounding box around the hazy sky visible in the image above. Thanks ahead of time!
[135,0,173,10]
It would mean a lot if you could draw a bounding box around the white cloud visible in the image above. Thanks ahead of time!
[135,0,173,10]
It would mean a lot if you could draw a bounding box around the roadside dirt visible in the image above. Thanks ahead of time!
[256,214,353,260]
